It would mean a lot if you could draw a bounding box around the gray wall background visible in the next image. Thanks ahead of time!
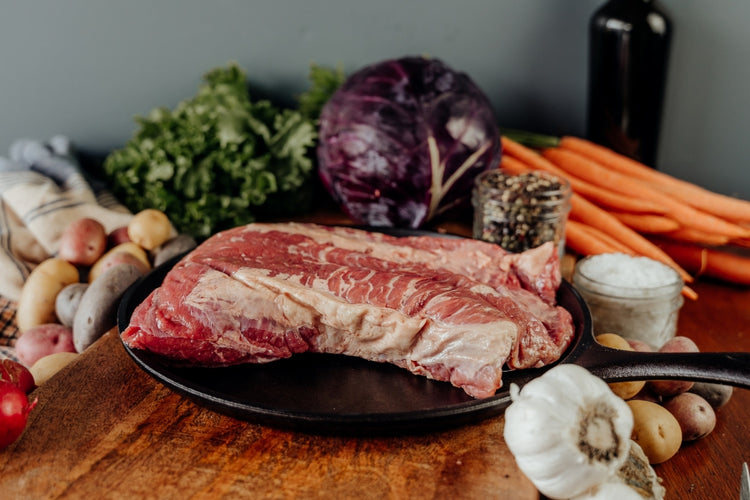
[1,1,748,200]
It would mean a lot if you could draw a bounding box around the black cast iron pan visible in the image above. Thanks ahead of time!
[117,227,750,435]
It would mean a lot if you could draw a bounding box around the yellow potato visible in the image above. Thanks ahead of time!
[627,399,682,464]
[89,242,151,282]
[29,351,79,385]
[127,209,173,251]
[16,258,80,332]
[596,333,646,399]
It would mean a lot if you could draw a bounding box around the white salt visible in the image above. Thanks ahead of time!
[576,253,680,292]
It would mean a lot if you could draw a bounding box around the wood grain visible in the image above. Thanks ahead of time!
[1,262,748,499]
[0,331,536,499]
[652,280,750,499]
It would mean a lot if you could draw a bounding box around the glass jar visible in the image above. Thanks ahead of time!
[573,253,684,348]
[472,170,571,258]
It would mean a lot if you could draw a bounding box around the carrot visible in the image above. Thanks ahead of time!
[499,155,533,175]
[502,137,694,284]
[610,212,681,234]
[569,175,669,215]
[662,228,731,247]
[502,137,667,214]
[543,147,750,240]
[559,136,750,223]
[651,238,750,286]
[502,136,562,173]
[569,194,694,283]
[731,237,750,248]
[565,220,635,255]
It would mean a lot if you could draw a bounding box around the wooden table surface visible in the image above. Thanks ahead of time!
[1,225,749,499]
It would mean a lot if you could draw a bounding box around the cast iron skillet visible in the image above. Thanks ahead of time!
[117,228,750,435]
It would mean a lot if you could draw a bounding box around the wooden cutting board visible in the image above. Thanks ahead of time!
[0,331,538,499]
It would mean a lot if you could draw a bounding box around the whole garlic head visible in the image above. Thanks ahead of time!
[503,364,634,500]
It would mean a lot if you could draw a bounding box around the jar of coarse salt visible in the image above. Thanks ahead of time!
[573,253,684,349]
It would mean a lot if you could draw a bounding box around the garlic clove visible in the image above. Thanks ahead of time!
[572,441,666,499]
[572,482,646,500]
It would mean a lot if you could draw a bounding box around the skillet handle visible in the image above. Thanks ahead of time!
[574,346,750,389]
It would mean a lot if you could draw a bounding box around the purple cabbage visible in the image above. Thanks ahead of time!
[317,56,501,228]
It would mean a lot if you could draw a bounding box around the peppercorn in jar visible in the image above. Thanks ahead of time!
[472,170,571,257]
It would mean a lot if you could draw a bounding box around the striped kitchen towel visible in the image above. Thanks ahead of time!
[0,136,133,360]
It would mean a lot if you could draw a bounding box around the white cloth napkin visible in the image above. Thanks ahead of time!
[1,136,133,360]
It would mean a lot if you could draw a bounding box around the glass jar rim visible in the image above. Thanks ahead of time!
[573,254,684,299]
[474,169,572,198]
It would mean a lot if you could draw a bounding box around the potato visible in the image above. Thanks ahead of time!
[128,209,173,251]
[107,226,131,248]
[55,282,89,327]
[152,234,197,267]
[15,323,76,367]
[596,333,646,399]
[89,242,151,282]
[660,336,700,353]
[16,258,80,332]
[73,263,145,352]
[663,392,716,442]
[627,399,682,464]
[689,381,734,409]
[648,336,699,397]
[29,352,79,386]
[630,385,662,404]
[626,338,654,353]
[57,217,107,266]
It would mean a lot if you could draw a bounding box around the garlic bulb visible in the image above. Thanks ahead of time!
[503,364,634,500]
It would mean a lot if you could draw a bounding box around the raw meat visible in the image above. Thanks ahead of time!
[121,223,574,398]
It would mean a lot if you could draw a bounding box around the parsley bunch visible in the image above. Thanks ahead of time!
[103,63,334,238]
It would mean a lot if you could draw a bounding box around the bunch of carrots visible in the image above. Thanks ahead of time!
[499,133,750,299]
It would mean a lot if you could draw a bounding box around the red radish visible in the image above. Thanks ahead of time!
[0,359,36,393]
[0,380,37,449]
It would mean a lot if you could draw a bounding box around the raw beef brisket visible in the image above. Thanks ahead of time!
[121,223,574,398]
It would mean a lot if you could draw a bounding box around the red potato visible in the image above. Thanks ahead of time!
[57,217,107,266]
[663,392,716,441]
[88,245,150,283]
[107,226,132,248]
[627,338,654,352]
[648,336,699,397]
[14,323,77,368]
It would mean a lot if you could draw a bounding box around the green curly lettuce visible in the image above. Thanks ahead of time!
[103,63,320,238]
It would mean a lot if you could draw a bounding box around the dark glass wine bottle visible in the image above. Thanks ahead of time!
[587,0,672,168]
